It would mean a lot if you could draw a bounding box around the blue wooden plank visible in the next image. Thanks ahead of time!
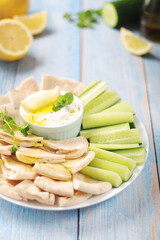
[0,62,17,93]
[142,45,160,179]
[0,199,77,240]
[79,0,160,240]
[0,1,81,240]
[14,0,81,87]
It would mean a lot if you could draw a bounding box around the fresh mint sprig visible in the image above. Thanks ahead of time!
[63,9,102,28]
[53,92,74,112]
[0,111,30,154]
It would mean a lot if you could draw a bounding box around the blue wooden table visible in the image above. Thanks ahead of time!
[0,0,160,239]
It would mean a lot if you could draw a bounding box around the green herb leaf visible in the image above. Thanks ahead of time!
[0,111,30,137]
[11,144,19,155]
[63,9,102,28]
[63,13,74,22]
[53,92,74,112]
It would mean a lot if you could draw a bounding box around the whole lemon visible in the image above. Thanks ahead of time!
[0,0,29,19]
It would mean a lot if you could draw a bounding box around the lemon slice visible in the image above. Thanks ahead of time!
[0,19,33,62]
[14,11,48,35]
[21,86,60,112]
[120,27,152,56]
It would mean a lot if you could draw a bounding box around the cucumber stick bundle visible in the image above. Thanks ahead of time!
[89,157,132,181]
[102,0,145,28]
[81,166,122,187]
[80,123,130,139]
[89,128,142,144]
[83,112,133,129]
[89,147,136,172]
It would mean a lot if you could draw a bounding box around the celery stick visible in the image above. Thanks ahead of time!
[89,129,142,144]
[101,101,135,114]
[89,143,140,150]
[89,157,132,181]
[113,148,146,165]
[82,112,133,129]
[80,123,130,139]
[80,166,122,187]
[78,80,98,98]
[79,81,108,106]
[84,90,120,115]
[88,147,136,172]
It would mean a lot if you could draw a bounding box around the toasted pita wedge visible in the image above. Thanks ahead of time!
[0,103,23,125]
[0,175,23,200]
[15,180,55,205]
[0,144,12,155]
[34,176,73,197]
[16,147,65,164]
[62,151,95,174]
[16,76,39,92]
[73,172,112,195]
[1,155,36,180]
[55,191,92,207]
[0,95,10,105]
[0,129,43,147]
[8,89,35,109]
[43,136,88,159]
[41,74,85,96]
[33,163,71,181]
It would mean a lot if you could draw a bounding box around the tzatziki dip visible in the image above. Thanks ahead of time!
[21,94,81,127]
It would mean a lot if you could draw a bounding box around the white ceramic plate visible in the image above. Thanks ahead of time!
[0,116,148,211]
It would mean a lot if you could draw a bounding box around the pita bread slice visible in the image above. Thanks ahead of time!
[62,151,95,174]
[41,74,85,96]
[15,180,55,205]
[0,103,22,125]
[34,176,73,197]
[43,136,88,159]
[16,147,65,164]
[8,89,35,109]
[0,144,12,155]
[0,174,23,200]
[55,191,92,207]
[33,163,71,181]
[73,172,112,195]
[0,95,10,105]
[0,129,43,147]
[16,76,39,92]
[1,155,36,180]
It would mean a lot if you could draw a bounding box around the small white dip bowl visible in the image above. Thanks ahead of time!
[20,92,83,140]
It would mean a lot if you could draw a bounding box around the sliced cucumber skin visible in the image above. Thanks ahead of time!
[88,147,136,172]
[113,148,146,165]
[79,81,108,107]
[89,158,132,181]
[82,112,133,129]
[89,143,140,150]
[102,101,135,114]
[84,90,120,115]
[89,129,142,144]
[80,123,130,139]
[80,166,122,188]
[78,80,98,98]
[102,0,144,28]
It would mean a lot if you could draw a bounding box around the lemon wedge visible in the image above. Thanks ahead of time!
[0,19,33,61]
[21,86,60,112]
[14,11,48,35]
[0,0,29,19]
[120,27,152,56]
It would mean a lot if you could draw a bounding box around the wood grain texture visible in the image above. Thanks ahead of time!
[79,1,160,240]
[0,1,81,240]
[0,0,160,240]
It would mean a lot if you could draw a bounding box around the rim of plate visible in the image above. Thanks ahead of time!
[0,115,149,211]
